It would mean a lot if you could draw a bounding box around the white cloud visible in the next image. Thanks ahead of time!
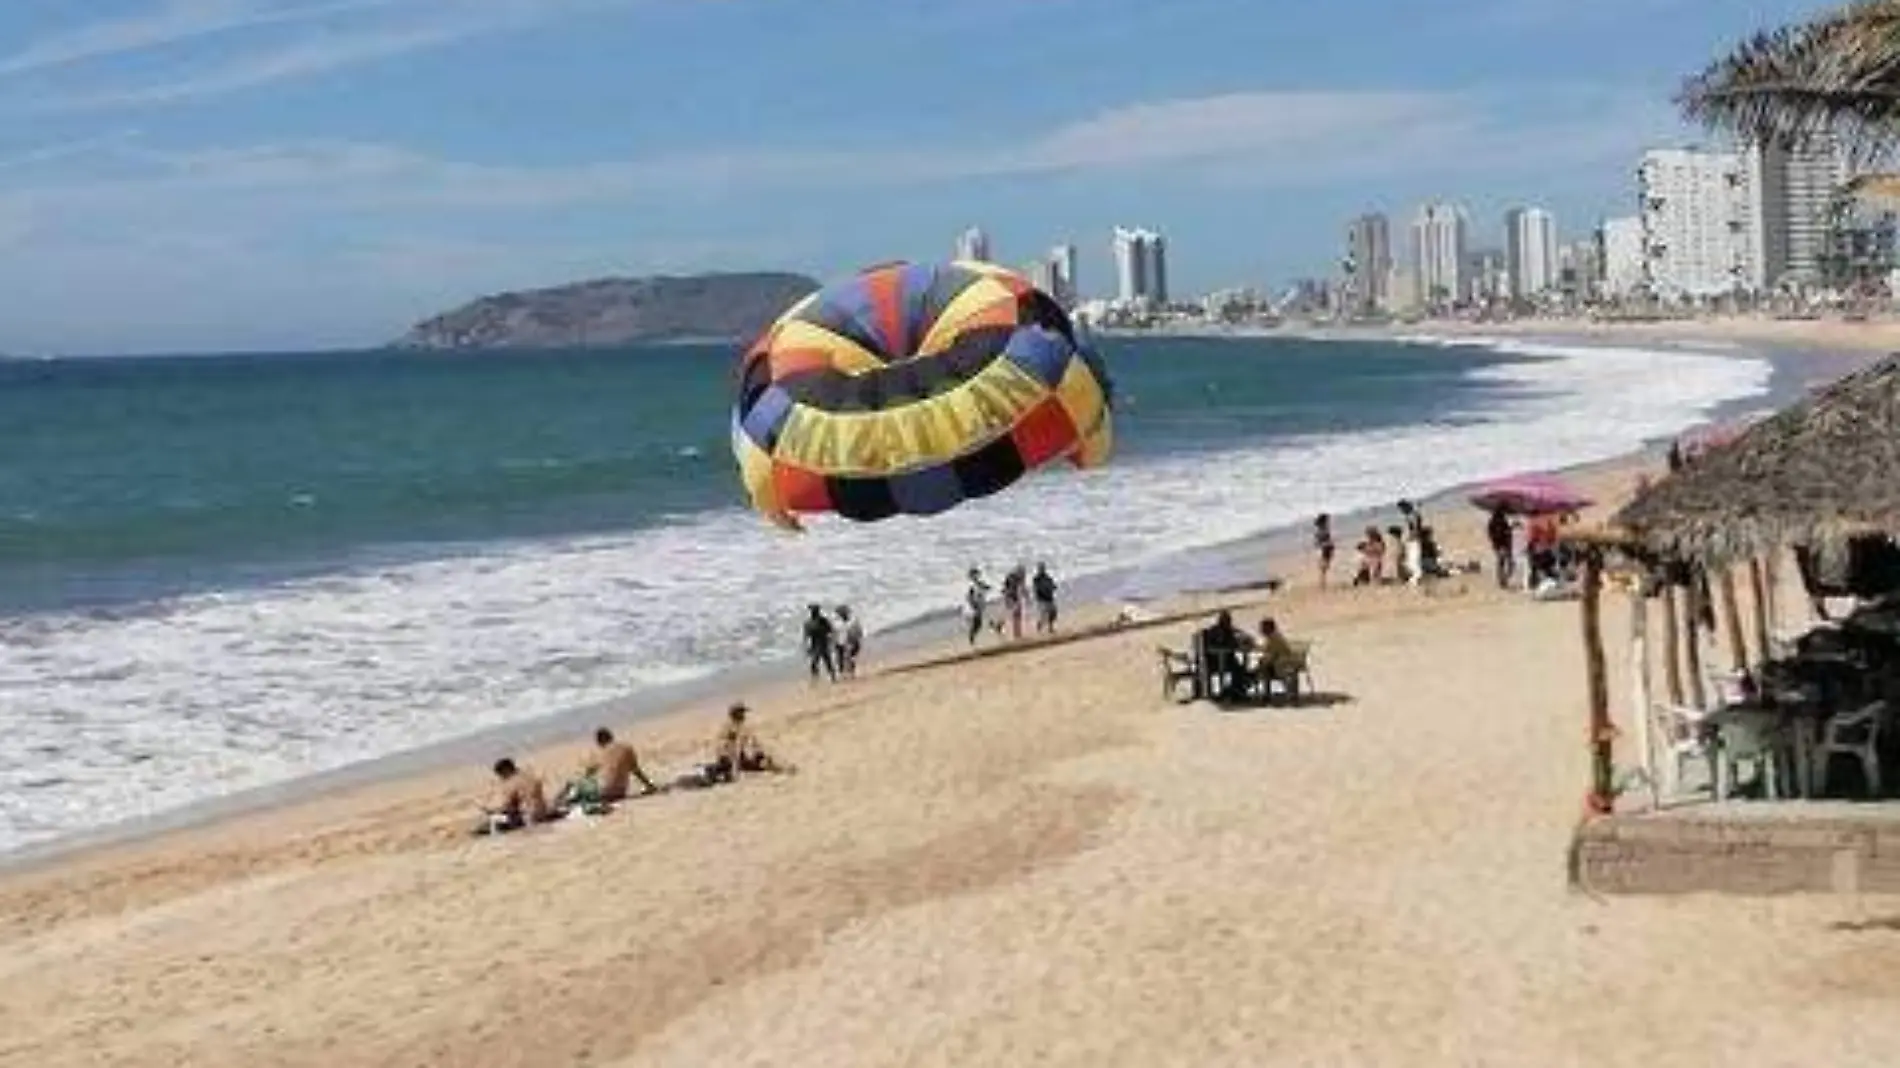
[0,0,393,77]
[6,0,636,109]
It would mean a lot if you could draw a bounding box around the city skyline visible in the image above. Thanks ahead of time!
[0,0,1835,354]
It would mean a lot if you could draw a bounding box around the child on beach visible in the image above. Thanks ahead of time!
[1313,514,1335,588]
[1354,526,1385,586]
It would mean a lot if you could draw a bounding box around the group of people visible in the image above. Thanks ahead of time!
[1197,610,1305,702]
[1312,500,1446,589]
[1486,507,1578,592]
[964,563,1060,644]
[478,702,790,834]
[801,604,865,682]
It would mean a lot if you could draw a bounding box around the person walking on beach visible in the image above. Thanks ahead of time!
[1001,564,1028,639]
[802,603,837,681]
[836,605,863,678]
[1397,500,1426,586]
[1313,514,1336,589]
[1486,505,1516,589]
[964,567,990,645]
[1032,563,1059,633]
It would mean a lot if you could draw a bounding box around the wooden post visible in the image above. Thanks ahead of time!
[1718,565,1748,675]
[1629,582,1657,809]
[1684,573,1708,709]
[1748,557,1772,666]
[1660,579,1685,706]
[1582,552,1614,814]
[1762,550,1781,640]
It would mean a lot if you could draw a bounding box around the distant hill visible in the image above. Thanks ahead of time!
[393,271,821,350]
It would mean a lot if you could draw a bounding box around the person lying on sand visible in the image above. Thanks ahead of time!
[704,703,794,783]
[564,728,659,806]
[477,758,559,834]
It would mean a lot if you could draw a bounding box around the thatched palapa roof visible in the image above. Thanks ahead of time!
[1615,355,1900,565]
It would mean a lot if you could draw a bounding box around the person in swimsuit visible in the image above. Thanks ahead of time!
[571,728,658,804]
[480,758,555,833]
[803,603,837,682]
[706,703,793,783]
[1313,514,1336,588]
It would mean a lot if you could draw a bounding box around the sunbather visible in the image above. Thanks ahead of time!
[704,703,793,783]
[566,727,658,805]
[478,758,558,833]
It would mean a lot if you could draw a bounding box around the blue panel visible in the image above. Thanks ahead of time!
[888,461,965,516]
[1001,325,1070,388]
[740,385,795,450]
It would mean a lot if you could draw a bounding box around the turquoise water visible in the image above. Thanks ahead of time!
[0,338,1515,613]
[0,335,1775,853]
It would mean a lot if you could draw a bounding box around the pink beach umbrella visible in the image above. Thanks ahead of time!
[1469,473,1594,516]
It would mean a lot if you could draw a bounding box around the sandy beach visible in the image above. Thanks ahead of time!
[7,424,1900,1066]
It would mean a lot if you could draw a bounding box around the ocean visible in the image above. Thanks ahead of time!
[0,334,1772,854]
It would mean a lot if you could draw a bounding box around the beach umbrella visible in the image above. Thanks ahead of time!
[1469,473,1594,516]
[731,260,1113,530]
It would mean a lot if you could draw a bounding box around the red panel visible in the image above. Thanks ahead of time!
[769,346,834,379]
[863,265,906,357]
[773,463,833,514]
[1011,397,1077,468]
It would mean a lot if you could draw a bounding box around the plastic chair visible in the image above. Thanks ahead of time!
[1651,702,1718,799]
[1716,710,1788,800]
[1157,647,1198,703]
[1814,700,1887,798]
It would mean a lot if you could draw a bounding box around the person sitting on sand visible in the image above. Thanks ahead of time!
[480,758,556,833]
[1354,526,1385,586]
[567,727,657,805]
[706,703,793,783]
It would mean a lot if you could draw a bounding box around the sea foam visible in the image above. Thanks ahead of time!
[0,339,1771,854]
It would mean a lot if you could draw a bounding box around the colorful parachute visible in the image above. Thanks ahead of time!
[732,260,1112,529]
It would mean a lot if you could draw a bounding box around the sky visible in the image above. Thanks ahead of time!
[0,0,1834,354]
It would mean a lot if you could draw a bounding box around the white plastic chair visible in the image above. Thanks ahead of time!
[1716,710,1787,800]
[1814,700,1887,798]
[1651,702,1718,799]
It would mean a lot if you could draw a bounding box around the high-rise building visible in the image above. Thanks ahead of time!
[1411,202,1469,309]
[1465,248,1509,304]
[955,226,991,262]
[1747,134,1849,290]
[1345,213,1392,314]
[1557,239,1602,303]
[1597,216,1645,299]
[1028,259,1062,300]
[1049,243,1078,305]
[1637,148,1754,300]
[1149,232,1169,306]
[1503,206,1558,301]
[1111,227,1167,306]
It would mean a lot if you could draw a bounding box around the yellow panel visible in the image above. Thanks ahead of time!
[1053,359,1106,432]
[764,359,1050,478]
[918,276,1015,356]
[733,428,784,518]
[768,319,885,375]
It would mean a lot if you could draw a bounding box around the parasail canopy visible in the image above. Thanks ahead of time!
[731,260,1112,529]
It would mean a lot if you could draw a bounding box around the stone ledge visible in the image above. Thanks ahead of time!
[1573,808,1900,895]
